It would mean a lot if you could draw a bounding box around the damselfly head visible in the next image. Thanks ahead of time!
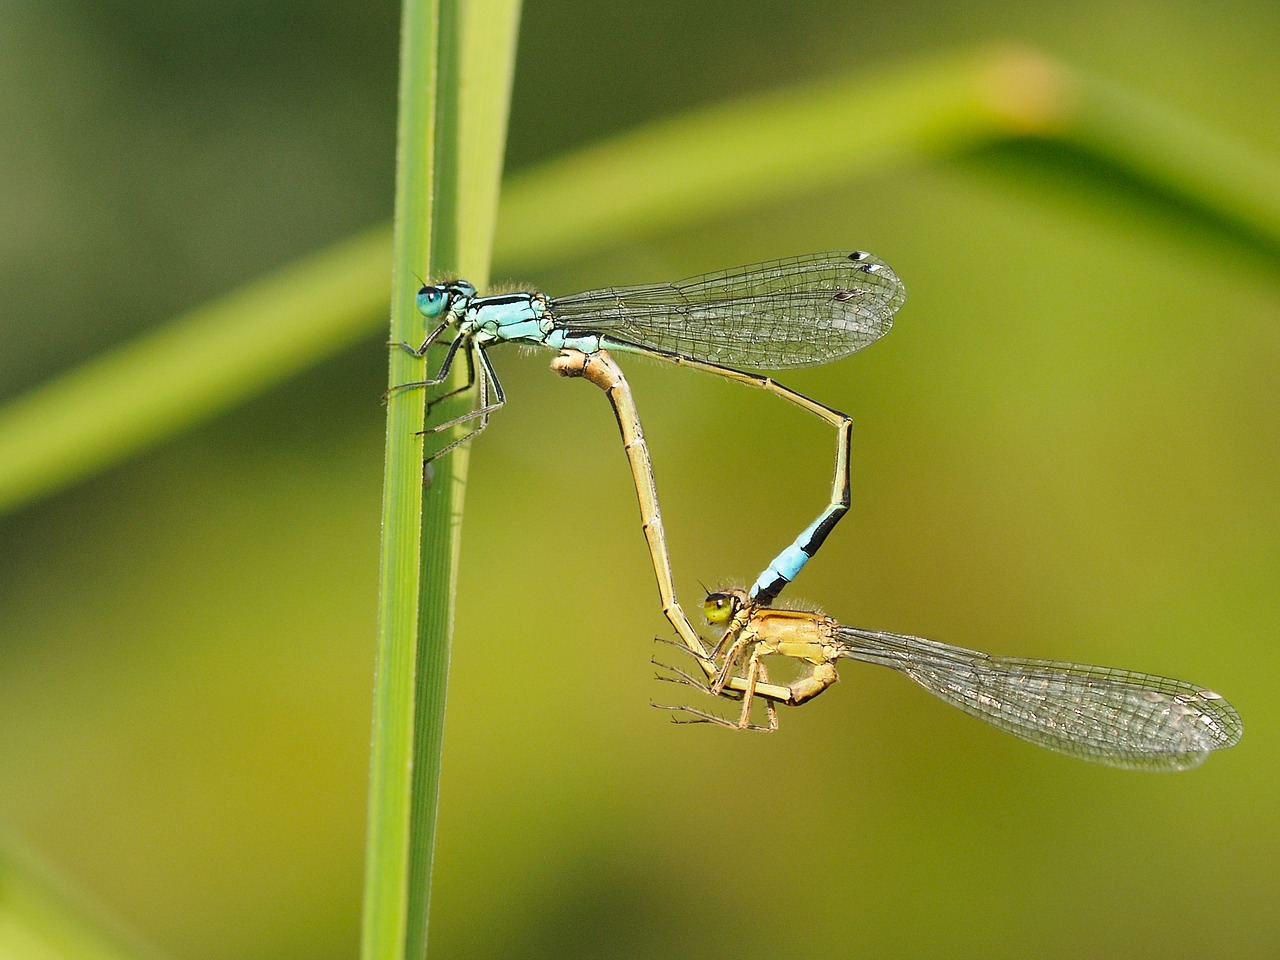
[416,280,477,320]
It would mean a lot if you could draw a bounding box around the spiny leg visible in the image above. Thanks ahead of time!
[654,702,778,733]
[651,634,721,685]
[421,346,506,463]
[730,643,774,730]
[710,630,754,696]
[652,638,778,732]
[653,655,736,697]
[422,341,478,412]
[650,637,780,731]
[385,325,461,401]
[393,320,449,358]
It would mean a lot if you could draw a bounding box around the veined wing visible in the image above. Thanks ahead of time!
[831,625,1242,770]
[548,251,905,369]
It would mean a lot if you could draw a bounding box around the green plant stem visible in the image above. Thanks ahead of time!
[361,0,443,955]
[362,0,520,957]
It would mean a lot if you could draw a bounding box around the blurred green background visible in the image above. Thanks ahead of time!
[1,0,1276,958]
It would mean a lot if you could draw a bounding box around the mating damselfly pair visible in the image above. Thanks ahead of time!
[397,252,1242,769]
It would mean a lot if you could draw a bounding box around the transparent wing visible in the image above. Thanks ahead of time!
[548,251,905,369]
[832,625,1242,770]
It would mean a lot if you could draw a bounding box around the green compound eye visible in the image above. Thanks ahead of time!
[703,593,736,624]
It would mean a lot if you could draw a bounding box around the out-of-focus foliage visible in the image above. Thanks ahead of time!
[0,1,1275,958]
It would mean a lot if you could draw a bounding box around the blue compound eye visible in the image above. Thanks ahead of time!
[416,285,448,318]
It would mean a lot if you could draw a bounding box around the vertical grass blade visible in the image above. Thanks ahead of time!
[406,3,520,959]
[361,0,442,955]
[363,0,520,958]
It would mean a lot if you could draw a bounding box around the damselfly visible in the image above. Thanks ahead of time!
[659,587,1242,770]
[400,251,905,603]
